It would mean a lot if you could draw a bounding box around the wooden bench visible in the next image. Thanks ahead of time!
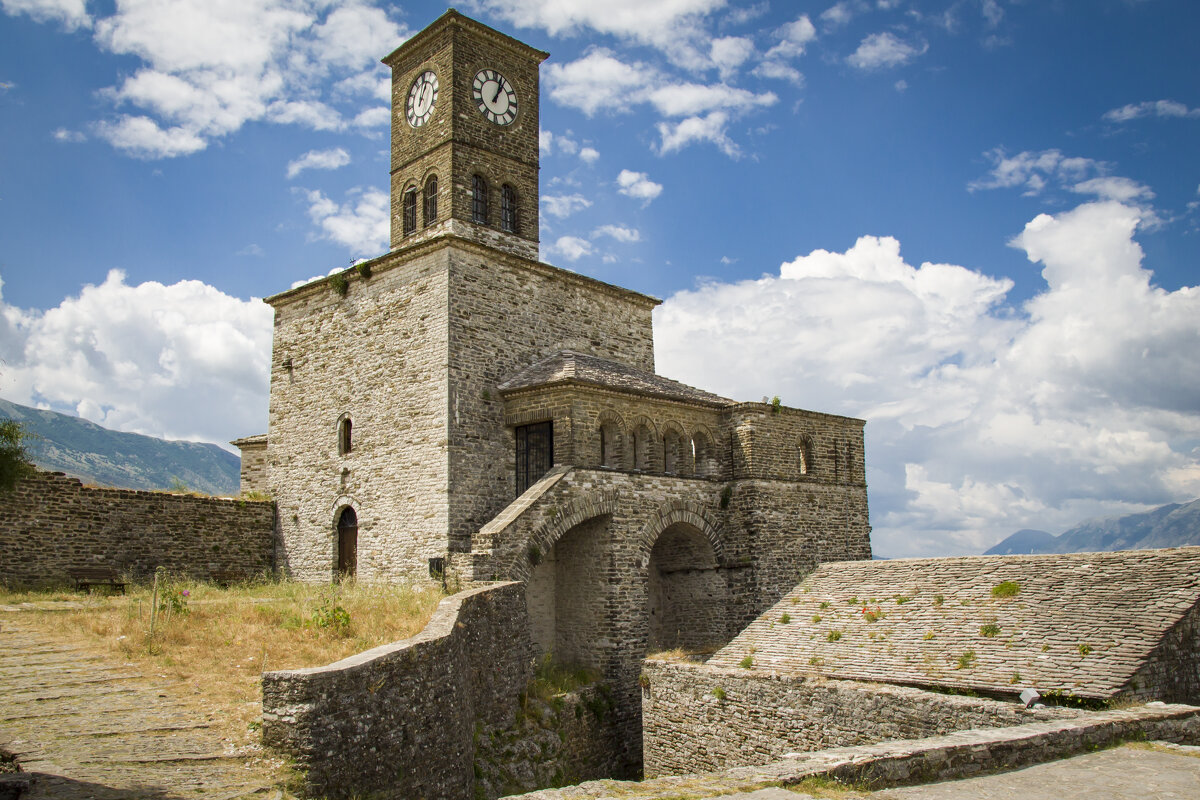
[66,567,126,595]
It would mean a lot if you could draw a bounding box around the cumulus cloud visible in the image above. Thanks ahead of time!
[1103,100,1200,123]
[710,36,755,80]
[466,0,727,68]
[593,224,640,243]
[541,193,592,219]
[16,0,406,158]
[546,236,593,262]
[1,0,89,30]
[579,146,600,164]
[286,147,351,179]
[847,32,927,70]
[655,200,1200,557]
[657,111,740,157]
[52,127,85,143]
[0,271,272,448]
[301,186,389,256]
[616,170,663,204]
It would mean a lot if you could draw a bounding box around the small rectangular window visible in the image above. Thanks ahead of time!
[515,421,553,496]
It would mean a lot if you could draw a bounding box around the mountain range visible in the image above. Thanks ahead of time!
[985,499,1200,555]
[0,397,240,496]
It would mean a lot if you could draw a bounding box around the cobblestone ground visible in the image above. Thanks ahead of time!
[0,613,290,799]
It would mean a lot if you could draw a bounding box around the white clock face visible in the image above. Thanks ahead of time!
[472,69,518,125]
[406,70,438,128]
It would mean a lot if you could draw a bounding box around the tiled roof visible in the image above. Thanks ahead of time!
[230,434,268,447]
[497,350,732,407]
[709,548,1200,699]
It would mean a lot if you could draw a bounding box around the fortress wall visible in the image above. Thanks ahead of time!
[727,402,867,486]
[639,657,1080,777]
[262,581,619,800]
[0,470,274,586]
[1130,601,1200,704]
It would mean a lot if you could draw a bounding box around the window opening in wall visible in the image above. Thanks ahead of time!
[501,183,518,233]
[338,417,353,455]
[337,507,358,579]
[423,175,438,226]
[799,438,813,476]
[600,426,608,466]
[663,436,676,474]
[515,421,553,496]
[403,185,418,235]
[472,175,489,224]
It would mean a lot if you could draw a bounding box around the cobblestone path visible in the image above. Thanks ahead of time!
[0,615,287,799]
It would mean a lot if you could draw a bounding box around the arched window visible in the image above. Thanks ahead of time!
[402,185,418,235]
[423,175,438,226]
[338,416,353,455]
[337,507,357,578]
[500,184,518,233]
[472,175,489,224]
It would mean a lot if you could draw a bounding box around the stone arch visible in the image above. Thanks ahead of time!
[636,501,727,566]
[330,495,360,580]
[640,502,730,653]
[627,414,657,471]
[519,490,619,670]
[691,425,719,478]
[596,409,627,469]
[661,419,692,476]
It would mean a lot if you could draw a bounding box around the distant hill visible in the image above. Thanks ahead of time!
[985,500,1200,555]
[0,397,240,496]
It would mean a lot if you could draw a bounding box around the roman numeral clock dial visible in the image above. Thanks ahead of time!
[472,69,518,125]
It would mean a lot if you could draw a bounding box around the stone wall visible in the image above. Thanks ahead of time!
[230,435,268,494]
[508,702,1200,800]
[639,658,1079,777]
[262,581,623,800]
[0,471,274,586]
[1131,600,1200,704]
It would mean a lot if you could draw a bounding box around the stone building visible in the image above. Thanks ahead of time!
[237,10,871,770]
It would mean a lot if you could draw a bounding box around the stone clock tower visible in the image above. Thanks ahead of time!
[382,10,548,260]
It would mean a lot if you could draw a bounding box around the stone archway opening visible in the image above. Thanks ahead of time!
[525,514,611,673]
[645,523,727,654]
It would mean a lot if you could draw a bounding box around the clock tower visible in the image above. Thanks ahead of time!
[382,10,548,259]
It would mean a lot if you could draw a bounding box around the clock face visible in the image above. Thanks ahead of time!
[406,70,438,128]
[472,69,518,125]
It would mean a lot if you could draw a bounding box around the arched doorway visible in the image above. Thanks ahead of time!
[646,523,726,653]
[525,515,610,671]
[336,507,358,578]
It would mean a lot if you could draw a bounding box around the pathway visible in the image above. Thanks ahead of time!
[0,614,287,799]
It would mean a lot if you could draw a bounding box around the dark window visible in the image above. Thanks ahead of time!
[403,186,417,235]
[338,417,352,455]
[423,175,438,226]
[515,421,553,496]
[501,184,517,233]
[472,175,488,224]
[337,507,357,578]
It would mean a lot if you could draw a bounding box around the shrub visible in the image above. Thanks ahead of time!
[355,262,372,279]
[992,580,1020,598]
[770,395,781,413]
[328,272,349,296]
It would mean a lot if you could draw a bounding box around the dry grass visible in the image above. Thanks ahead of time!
[1,576,444,750]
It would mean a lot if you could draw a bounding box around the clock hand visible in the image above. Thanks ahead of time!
[491,83,502,104]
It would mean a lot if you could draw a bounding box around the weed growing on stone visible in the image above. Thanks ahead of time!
[980,623,1000,638]
[780,613,791,624]
[847,596,859,606]
[923,630,935,640]
[739,655,754,669]
[819,600,830,609]
[956,649,977,669]
[1078,642,1093,656]
[933,594,944,606]
[354,262,372,279]
[1011,672,1022,684]
[992,580,1020,598]
[811,614,822,623]
[328,272,349,296]
[711,686,726,701]
[827,630,842,642]
[894,595,911,604]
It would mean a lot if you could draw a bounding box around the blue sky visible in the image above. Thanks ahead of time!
[1,0,1198,557]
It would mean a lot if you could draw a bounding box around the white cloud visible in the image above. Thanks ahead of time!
[0,270,272,449]
[655,200,1200,558]
[52,127,85,143]
[302,186,389,256]
[541,193,592,219]
[710,36,755,80]
[579,146,600,164]
[645,83,776,118]
[546,235,593,262]
[981,0,1003,27]
[847,32,928,70]
[969,148,1102,195]
[544,48,652,116]
[820,1,863,29]
[616,169,663,204]
[593,224,641,243]
[286,147,351,179]
[751,61,804,85]
[657,111,739,157]
[1103,100,1200,123]
[764,15,817,61]
[466,0,727,67]
[20,0,406,158]
[1,0,89,30]
[894,79,908,92]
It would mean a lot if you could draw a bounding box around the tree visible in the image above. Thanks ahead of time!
[0,419,34,492]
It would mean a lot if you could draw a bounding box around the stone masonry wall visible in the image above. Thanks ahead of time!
[445,245,658,551]
[262,581,621,800]
[233,437,268,494]
[1130,601,1200,704]
[639,657,1079,777]
[266,246,451,583]
[0,471,274,586]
